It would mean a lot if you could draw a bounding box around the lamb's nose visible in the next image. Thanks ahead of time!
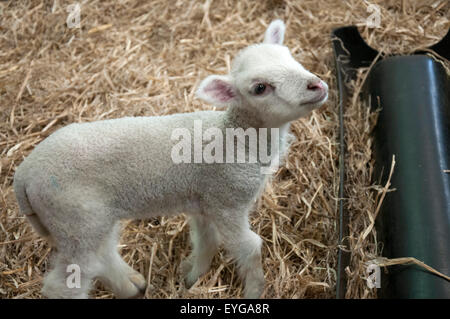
[307,81,324,91]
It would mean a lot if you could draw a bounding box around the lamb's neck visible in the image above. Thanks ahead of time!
[224,104,291,137]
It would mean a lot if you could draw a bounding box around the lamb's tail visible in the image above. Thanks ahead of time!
[13,172,51,239]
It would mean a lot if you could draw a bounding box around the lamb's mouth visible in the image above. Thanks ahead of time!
[301,91,328,106]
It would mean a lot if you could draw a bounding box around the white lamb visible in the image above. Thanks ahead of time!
[13,20,328,299]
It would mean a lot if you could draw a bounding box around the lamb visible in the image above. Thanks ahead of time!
[13,19,328,299]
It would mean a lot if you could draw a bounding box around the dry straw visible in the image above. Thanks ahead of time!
[0,0,448,299]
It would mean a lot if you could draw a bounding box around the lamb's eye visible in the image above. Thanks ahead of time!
[254,83,266,95]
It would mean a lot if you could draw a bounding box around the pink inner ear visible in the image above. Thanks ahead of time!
[271,29,280,43]
[204,79,235,103]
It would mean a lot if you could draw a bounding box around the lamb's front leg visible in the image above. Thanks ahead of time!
[213,212,265,299]
[181,216,220,288]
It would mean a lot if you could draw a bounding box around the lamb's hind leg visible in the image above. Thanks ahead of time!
[39,203,115,299]
[181,216,220,288]
[97,222,147,298]
[39,199,143,299]
[42,235,106,299]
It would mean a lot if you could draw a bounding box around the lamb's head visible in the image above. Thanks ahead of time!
[196,20,328,127]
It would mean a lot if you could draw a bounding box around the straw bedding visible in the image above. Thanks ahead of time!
[0,0,448,299]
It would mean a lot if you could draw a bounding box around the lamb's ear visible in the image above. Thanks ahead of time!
[263,19,285,45]
[196,75,238,107]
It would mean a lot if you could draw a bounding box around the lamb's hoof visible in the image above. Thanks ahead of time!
[184,271,199,289]
[180,258,201,289]
[115,272,147,299]
[129,273,147,298]
[179,258,193,279]
[244,281,264,299]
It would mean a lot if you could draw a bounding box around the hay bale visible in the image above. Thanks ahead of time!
[0,0,448,299]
